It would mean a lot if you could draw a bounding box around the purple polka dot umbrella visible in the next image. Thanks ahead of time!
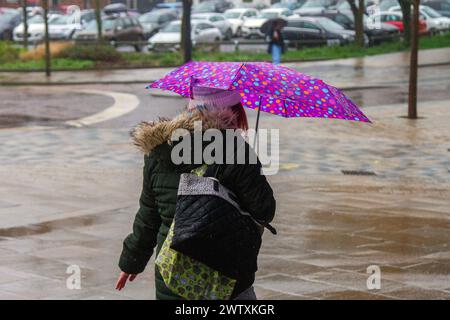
[148,61,371,124]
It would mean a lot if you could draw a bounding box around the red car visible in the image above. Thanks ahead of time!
[370,12,427,34]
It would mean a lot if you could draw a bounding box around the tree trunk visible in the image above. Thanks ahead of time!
[94,0,103,43]
[408,0,420,119]
[399,0,412,46]
[21,0,28,50]
[181,0,193,63]
[43,0,51,77]
[347,0,365,47]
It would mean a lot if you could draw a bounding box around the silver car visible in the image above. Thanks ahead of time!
[148,20,222,51]
[191,13,233,39]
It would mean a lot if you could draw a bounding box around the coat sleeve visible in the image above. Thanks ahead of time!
[220,143,276,224]
[118,155,161,274]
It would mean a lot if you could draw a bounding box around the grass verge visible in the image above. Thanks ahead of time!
[0,32,449,71]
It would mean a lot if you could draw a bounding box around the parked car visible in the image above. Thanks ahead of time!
[333,0,377,14]
[192,0,234,14]
[103,3,128,16]
[368,11,428,34]
[48,14,82,40]
[192,13,233,39]
[13,14,61,43]
[155,2,183,12]
[74,16,144,51]
[301,9,400,45]
[295,0,338,15]
[78,9,97,25]
[138,9,178,39]
[242,8,293,38]
[271,0,306,11]
[389,5,450,33]
[283,16,356,47]
[224,8,258,37]
[423,0,450,18]
[0,8,21,40]
[148,20,222,52]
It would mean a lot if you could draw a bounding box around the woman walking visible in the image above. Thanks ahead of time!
[115,87,276,300]
[267,20,286,65]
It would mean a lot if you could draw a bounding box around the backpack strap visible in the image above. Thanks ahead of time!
[205,164,277,235]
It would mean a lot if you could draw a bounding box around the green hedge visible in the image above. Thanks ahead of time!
[58,44,123,63]
[0,42,22,63]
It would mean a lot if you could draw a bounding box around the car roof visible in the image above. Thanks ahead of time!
[192,13,221,17]
[225,8,254,12]
[374,11,402,16]
[287,16,320,23]
[147,8,178,14]
[191,19,213,25]
[262,8,289,13]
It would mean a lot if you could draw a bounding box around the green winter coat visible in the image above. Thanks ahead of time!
[118,109,276,300]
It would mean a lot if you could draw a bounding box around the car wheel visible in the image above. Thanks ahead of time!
[225,28,232,40]
[134,35,144,52]
[236,27,241,38]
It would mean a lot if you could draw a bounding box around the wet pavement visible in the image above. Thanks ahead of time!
[0,49,449,300]
[1,47,450,90]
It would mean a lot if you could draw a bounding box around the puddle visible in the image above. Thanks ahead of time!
[0,114,58,129]
[0,214,105,238]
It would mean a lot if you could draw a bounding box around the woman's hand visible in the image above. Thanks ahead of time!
[115,271,137,291]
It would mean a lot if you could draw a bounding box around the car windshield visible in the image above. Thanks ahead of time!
[138,13,160,23]
[302,0,330,8]
[28,15,44,24]
[316,17,344,30]
[422,6,442,18]
[224,11,241,19]
[192,15,208,20]
[380,0,399,11]
[162,22,181,32]
[86,19,116,31]
[193,3,216,13]
[258,12,279,19]
[337,0,371,10]
[50,15,69,25]
[0,10,17,19]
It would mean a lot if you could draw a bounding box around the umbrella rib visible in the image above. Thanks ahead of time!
[227,62,246,91]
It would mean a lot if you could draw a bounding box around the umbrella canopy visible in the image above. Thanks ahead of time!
[260,18,288,35]
[149,61,370,123]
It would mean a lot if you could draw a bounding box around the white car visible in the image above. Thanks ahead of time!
[13,14,61,43]
[49,14,83,40]
[242,8,293,38]
[148,20,222,51]
[191,13,233,40]
[389,5,450,33]
[224,8,258,37]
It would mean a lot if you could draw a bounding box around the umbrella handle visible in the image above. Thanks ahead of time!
[253,105,261,152]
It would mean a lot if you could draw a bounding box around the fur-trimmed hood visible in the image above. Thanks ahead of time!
[130,108,243,155]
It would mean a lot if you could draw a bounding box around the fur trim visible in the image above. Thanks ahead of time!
[130,108,242,155]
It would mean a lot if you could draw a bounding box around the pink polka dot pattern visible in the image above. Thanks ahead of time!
[148,61,370,123]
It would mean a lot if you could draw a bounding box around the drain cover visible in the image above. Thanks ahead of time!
[341,170,376,176]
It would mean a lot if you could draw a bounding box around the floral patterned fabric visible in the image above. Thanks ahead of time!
[155,219,236,300]
[148,61,370,123]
